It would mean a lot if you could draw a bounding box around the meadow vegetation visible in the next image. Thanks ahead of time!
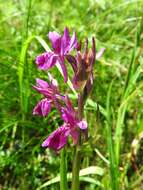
[0,0,143,189]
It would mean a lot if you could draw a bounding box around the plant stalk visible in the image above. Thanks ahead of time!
[60,148,68,190]
[71,93,84,190]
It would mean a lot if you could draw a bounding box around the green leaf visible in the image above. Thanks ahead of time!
[36,166,104,190]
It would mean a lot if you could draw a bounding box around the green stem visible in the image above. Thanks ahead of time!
[60,148,68,190]
[71,145,81,190]
[71,93,84,190]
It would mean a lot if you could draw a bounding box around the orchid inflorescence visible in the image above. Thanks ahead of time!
[33,27,104,152]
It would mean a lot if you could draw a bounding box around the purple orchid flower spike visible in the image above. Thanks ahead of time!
[36,27,78,82]
[33,76,63,117]
[42,96,87,151]
[33,28,104,190]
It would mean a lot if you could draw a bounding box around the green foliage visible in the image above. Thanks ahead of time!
[0,0,143,189]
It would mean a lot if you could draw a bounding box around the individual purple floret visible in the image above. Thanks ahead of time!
[33,76,63,117]
[36,27,77,82]
[42,96,87,151]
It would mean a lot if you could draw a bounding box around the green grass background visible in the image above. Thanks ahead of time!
[0,0,143,189]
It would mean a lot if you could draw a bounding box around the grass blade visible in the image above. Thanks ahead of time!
[114,47,142,166]
[36,166,104,190]
[106,80,119,190]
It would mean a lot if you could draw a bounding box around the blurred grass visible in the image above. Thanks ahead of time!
[0,0,143,189]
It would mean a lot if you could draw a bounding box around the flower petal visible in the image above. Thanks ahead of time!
[77,120,87,130]
[42,125,70,151]
[36,54,47,69]
[33,98,51,117]
[36,52,58,70]
[58,57,68,82]
[70,128,79,145]
[35,78,49,88]
[48,53,58,68]
[88,37,96,68]
[85,73,93,94]
[61,97,76,126]
[66,55,77,73]
[96,48,105,60]
[33,78,55,97]
[48,31,61,53]
[48,72,58,87]
[67,31,77,52]
[72,65,87,90]
[61,27,70,55]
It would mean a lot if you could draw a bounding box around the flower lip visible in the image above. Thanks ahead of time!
[33,98,51,117]
[77,120,87,130]
[36,52,58,70]
[42,125,70,151]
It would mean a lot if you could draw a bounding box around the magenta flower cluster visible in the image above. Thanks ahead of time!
[33,27,103,151]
